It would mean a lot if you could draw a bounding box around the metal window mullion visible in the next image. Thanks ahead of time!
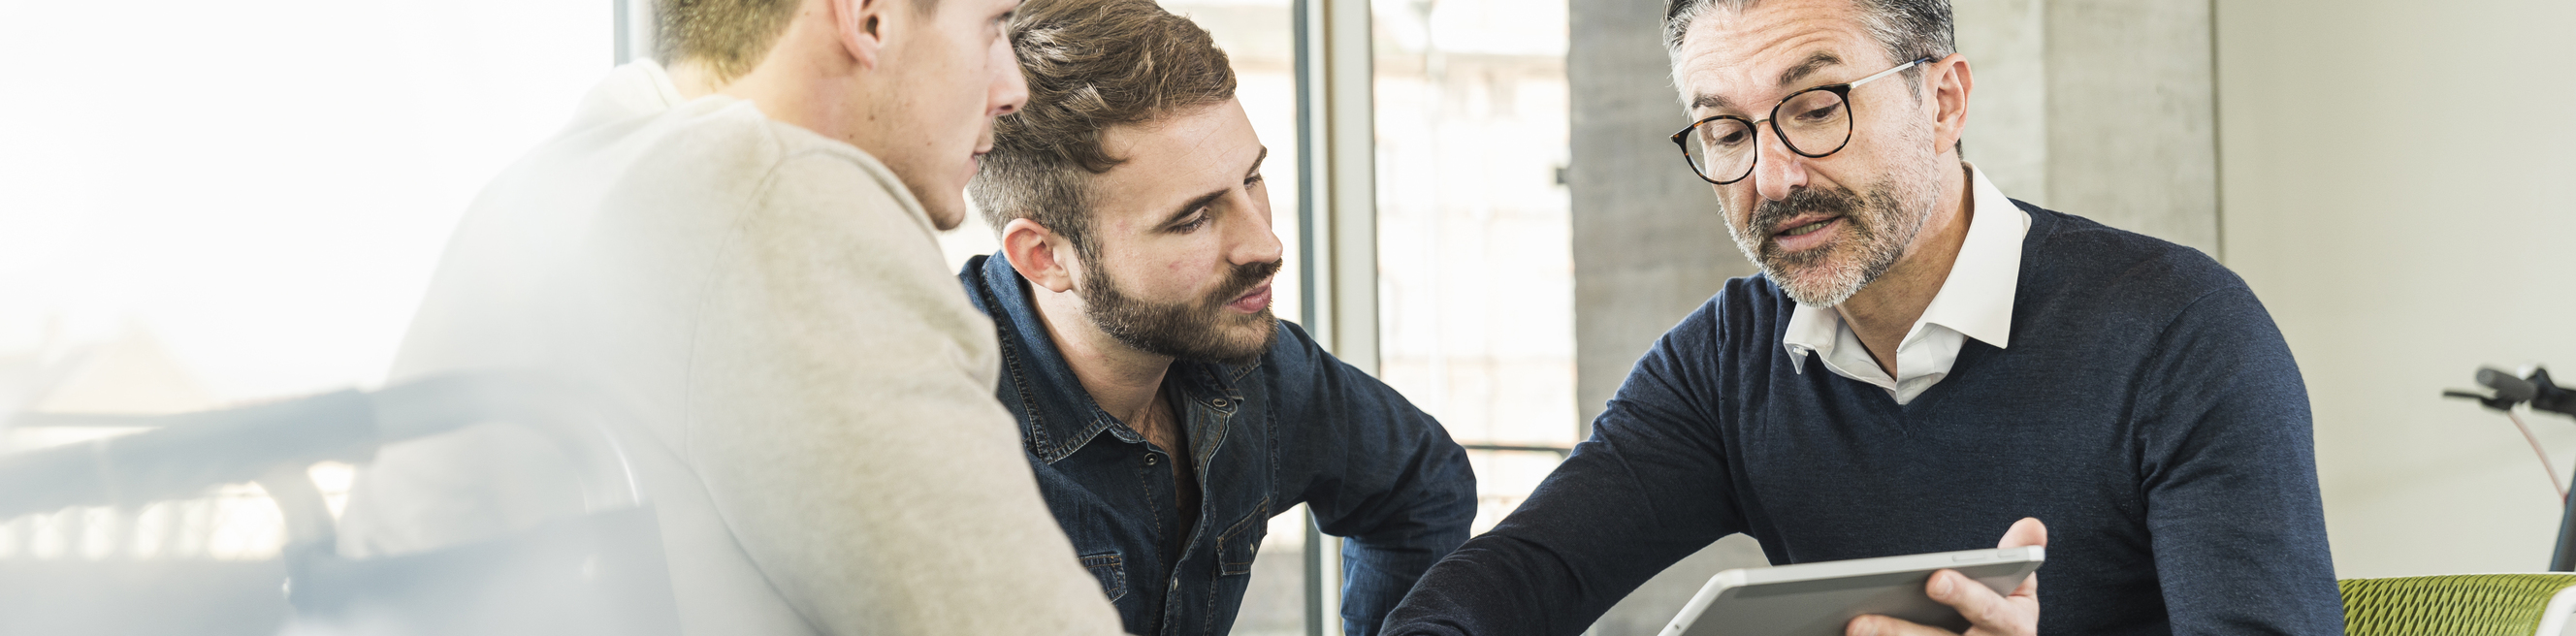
[1295,0,1373,634]
[615,0,656,66]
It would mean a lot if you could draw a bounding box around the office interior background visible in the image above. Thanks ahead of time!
[0,0,2569,633]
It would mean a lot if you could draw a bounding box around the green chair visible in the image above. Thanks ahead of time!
[2342,574,2576,636]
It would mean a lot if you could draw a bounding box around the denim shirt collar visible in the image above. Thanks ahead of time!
[961,253,1249,464]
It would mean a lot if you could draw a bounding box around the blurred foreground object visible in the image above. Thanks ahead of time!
[0,372,678,635]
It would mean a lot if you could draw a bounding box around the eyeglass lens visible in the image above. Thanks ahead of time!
[1683,87,1854,183]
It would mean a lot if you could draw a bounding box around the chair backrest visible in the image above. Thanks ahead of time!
[0,371,679,636]
[2340,574,2576,636]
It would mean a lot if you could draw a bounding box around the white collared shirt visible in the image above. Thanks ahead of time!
[1781,164,2028,404]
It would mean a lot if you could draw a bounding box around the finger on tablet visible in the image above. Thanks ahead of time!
[1928,570,2037,634]
[1844,614,1954,636]
[1996,517,2047,550]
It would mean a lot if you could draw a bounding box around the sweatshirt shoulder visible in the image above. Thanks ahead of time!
[627,100,927,225]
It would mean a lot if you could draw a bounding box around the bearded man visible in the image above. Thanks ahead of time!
[956,0,1476,634]
[1380,0,2340,634]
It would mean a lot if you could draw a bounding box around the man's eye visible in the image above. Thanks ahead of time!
[1174,212,1212,233]
[1795,103,1843,123]
[1245,174,1265,186]
[1713,130,1749,146]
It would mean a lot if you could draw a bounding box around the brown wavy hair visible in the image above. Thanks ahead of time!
[968,0,1238,260]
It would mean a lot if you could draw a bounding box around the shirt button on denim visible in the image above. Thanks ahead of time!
[1212,398,1230,407]
[1145,454,1159,465]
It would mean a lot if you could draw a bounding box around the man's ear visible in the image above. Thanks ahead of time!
[832,0,890,70]
[1001,217,1080,294]
[1928,53,1973,154]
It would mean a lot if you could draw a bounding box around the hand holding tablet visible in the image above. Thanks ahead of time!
[1661,518,2048,636]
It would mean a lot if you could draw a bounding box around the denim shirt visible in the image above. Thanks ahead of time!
[960,254,1477,636]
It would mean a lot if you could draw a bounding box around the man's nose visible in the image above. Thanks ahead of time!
[1227,196,1284,267]
[990,45,1030,116]
[1751,125,1808,202]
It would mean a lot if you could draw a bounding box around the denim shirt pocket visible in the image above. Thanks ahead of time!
[1215,497,1271,576]
[1079,551,1127,602]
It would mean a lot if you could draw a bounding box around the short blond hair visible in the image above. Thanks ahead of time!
[658,0,937,83]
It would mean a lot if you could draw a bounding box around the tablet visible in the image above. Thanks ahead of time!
[1657,546,2045,636]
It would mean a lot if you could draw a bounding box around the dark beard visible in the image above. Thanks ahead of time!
[1080,258,1283,366]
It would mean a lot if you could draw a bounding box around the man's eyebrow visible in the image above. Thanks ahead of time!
[1689,52,1845,112]
[1778,51,1843,88]
[1157,146,1271,229]
[1160,188,1231,229]
[1691,92,1736,111]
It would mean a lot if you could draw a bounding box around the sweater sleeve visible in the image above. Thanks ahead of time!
[1382,302,1745,636]
[1270,322,1479,636]
[2132,283,2342,635]
[680,151,1129,636]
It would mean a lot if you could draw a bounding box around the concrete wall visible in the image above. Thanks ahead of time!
[2216,0,2576,577]
[2038,0,2220,255]
[1952,0,2220,255]
[1566,0,1760,440]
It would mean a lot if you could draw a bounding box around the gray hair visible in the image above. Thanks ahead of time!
[1663,0,1955,98]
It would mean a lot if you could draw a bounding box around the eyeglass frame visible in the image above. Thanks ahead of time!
[1668,56,1936,185]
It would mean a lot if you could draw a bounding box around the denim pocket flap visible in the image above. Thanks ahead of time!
[1215,498,1270,576]
[1079,551,1127,602]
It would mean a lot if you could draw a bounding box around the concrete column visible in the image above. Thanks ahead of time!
[1952,0,2048,201]
[1567,0,1757,434]
[2042,0,2221,257]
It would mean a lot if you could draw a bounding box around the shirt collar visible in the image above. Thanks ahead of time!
[1783,163,2027,369]
[569,59,687,127]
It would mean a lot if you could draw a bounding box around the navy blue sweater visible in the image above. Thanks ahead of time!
[1382,204,2340,635]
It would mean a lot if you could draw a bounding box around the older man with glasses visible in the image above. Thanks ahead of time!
[1380,0,2340,634]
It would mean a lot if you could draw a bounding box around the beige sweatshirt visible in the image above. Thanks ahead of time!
[338,61,1126,636]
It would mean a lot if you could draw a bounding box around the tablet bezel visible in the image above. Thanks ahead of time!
[1657,546,2045,636]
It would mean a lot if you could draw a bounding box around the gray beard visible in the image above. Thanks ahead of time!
[1723,156,1945,307]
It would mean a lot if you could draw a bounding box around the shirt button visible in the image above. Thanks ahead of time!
[1144,454,1159,465]
[1211,398,1229,407]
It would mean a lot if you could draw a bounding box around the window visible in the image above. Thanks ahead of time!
[1370,0,1576,534]
[0,0,612,563]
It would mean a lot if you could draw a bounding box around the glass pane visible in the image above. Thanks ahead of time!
[0,2,606,630]
[0,0,610,406]
[1372,0,1576,535]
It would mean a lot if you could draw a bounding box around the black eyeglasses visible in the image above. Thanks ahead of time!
[1669,57,1932,185]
